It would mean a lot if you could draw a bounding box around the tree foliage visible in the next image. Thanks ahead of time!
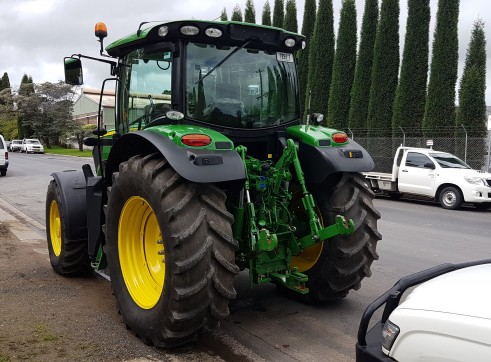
[366,0,400,137]
[16,82,77,148]
[220,7,228,21]
[392,0,430,137]
[297,0,316,115]
[262,1,272,26]
[18,74,35,138]
[423,0,459,137]
[231,4,243,22]
[327,0,357,129]
[272,0,284,28]
[283,0,298,32]
[0,88,17,139]
[348,0,378,129]
[73,123,97,151]
[305,0,335,121]
[457,18,487,137]
[244,0,256,23]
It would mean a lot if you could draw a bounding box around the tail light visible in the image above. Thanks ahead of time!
[181,134,212,147]
[332,132,348,144]
[5,152,7,160]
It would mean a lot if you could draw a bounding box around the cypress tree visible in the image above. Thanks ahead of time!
[283,0,298,33]
[18,74,35,138]
[297,0,316,116]
[262,1,272,26]
[327,0,357,129]
[0,73,12,107]
[304,0,335,121]
[392,0,430,137]
[244,0,256,24]
[220,7,228,21]
[423,0,459,137]
[366,0,400,137]
[0,72,10,91]
[348,0,378,130]
[457,19,487,137]
[272,0,284,28]
[231,4,243,22]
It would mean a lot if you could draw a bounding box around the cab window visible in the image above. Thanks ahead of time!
[405,152,432,168]
[118,48,172,134]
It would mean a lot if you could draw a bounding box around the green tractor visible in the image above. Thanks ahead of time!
[46,20,381,347]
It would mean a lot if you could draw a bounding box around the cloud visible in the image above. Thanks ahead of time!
[0,0,489,104]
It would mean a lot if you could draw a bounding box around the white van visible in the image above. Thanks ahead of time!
[0,135,9,176]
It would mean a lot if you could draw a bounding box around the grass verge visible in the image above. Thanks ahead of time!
[44,145,92,157]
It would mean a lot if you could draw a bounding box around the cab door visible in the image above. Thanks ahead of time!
[397,152,436,196]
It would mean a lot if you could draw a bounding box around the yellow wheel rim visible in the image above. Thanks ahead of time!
[49,200,62,257]
[119,196,164,309]
[290,189,324,272]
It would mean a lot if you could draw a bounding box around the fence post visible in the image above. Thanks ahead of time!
[487,136,491,171]
[398,126,405,146]
[461,124,468,162]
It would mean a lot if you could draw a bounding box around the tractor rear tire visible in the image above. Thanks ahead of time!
[291,172,381,302]
[104,153,238,348]
[46,180,91,275]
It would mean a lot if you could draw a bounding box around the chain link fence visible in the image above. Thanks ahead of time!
[346,128,491,173]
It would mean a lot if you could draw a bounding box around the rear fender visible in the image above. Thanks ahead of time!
[287,125,374,184]
[104,131,246,186]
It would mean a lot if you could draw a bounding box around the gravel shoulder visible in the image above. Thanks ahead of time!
[0,223,258,362]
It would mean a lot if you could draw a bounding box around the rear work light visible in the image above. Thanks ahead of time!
[332,132,348,144]
[181,134,212,147]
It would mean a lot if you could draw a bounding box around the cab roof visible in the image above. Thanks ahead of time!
[106,20,306,57]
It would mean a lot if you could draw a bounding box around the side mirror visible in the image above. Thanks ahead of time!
[424,162,435,169]
[64,57,83,85]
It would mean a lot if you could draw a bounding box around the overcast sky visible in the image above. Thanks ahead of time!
[1,0,489,104]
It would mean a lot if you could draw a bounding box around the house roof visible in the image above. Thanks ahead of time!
[79,87,115,108]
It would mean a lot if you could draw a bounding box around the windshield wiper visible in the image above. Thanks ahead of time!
[195,40,251,84]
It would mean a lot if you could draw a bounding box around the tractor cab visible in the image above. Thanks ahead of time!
[66,20,305,160]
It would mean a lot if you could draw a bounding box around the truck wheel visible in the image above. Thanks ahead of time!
[439,186,463,210]
[290,172,381,302]
[105,153,238,348]
[1,169,6,176]
[46,180,91,275]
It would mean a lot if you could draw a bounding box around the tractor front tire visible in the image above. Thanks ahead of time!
[46,180,91,275]
[105,153,238,348]
[292,172,381,302]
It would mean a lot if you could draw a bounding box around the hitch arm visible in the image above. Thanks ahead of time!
[297,215,355,250]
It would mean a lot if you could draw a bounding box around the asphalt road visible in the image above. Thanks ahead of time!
[1,151,490,361]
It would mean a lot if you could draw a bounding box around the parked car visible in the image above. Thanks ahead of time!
[22,138,44,153]
[10,139,23,152]
[356,259,491,362]
[0,135,9,176]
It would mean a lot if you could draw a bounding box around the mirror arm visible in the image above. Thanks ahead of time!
[71,54,118,76]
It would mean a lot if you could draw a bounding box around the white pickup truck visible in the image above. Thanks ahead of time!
[365,146,491,210]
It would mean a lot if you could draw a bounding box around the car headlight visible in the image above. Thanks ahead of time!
[382,320,400,352]
[464,176,486,185]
